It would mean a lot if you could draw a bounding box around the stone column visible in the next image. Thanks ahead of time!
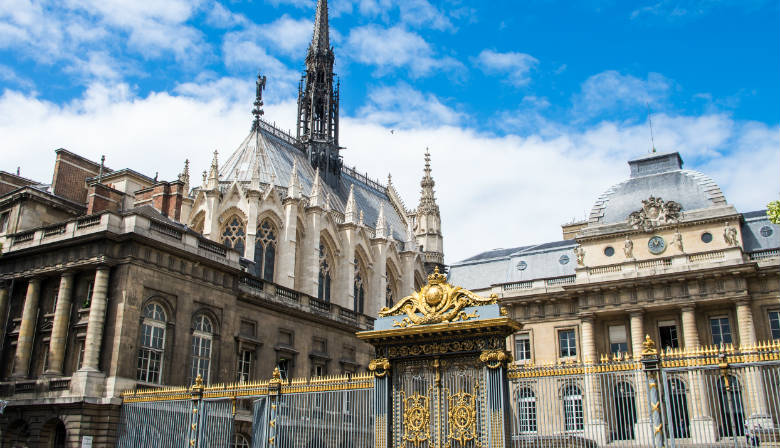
[0,285,9,333]
[399,251,416,296]
[13,278,41,378]
[736,299,771,426]
[300,208,322,297]
[338,225,356,311]
[276,198,299,288]
[681,305,716,443]
[46,272,74,375]
[80,267,109,371]
[630,310,653,441]
[371,241,387,314]
[580,315,607,446]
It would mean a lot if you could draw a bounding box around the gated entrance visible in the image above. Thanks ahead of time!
[116,270,780,447]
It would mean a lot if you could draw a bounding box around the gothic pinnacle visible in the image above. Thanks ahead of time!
[311,0,330,54]
[309,167,323,207]
[207,150,220,189]
[288,159,301,199]
[344,184,357,223]
[375,204,388,239]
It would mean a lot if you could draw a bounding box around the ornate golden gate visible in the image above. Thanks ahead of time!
[359,267,519,448]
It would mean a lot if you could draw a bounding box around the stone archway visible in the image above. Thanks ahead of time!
[39,418,67,448]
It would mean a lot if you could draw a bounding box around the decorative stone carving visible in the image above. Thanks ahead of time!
[623,236,634,259]
[673,229,684,252]
[627,196,682,232]
[723,222,739,247]
[574,245,585,266]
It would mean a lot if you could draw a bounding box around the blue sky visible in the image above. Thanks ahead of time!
[1,0,778,262]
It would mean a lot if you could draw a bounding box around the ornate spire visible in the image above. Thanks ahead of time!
[288,159,301,199]
[207,150,220,189]
[252,73,266,130]
[309,167,323,207]
[417,148,439,216]
[375,203,388,239]
[179,159,190,192]
[311,0,330,55]
[344,184,357,224]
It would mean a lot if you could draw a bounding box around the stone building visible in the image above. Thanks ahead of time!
[0,1,443,446]
[449,151,780,443]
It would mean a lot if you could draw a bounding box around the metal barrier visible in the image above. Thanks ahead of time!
[117,371,374,448]
[507,340,780,448]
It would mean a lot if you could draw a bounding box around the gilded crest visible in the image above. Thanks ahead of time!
[379,267,496,328]
[627,196,682,232]
[447,391,478,445]
[403,393,430,446]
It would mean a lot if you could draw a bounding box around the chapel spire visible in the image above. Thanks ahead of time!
[414,148,444,274]
[297,0,341,189]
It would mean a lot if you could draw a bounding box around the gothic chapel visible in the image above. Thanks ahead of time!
[186,0,442,312]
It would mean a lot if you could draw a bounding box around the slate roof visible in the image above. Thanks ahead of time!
[449,240,578,290]
[741,210,779,253]
[218,120,409,242]
[589,152,727,225]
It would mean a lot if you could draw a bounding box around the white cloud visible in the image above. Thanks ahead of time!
[221,34,300,99]
[205,1,247,28]
[357,83,465,128]
[476,50,539,86]
[258,15,314,57]
[333,0,453,31]
[2,80,775,264]
[574,70,671,117]
[346,25,462,77]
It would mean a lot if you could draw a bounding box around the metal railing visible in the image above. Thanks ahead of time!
[507,340,780,447]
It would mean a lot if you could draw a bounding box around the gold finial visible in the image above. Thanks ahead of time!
[641,334,658,356]
[271,367,281,381]
[427,266,446,285]
[194,374,203,387]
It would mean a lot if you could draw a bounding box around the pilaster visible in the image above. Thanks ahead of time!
[46,272,75,375]
[13,277,41,378]
[277,198,300,288]
[81,267,110,372]
[580,315,607,446]
[301,207,323,297]
[338,224,357,310]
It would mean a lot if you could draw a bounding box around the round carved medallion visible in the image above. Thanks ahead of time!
[648,235,666,255]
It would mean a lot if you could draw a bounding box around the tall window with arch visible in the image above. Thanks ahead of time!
[221,216,246,256]
[562,384,584,432]
[254,219,277,281]
[190,314,214,384]
[386,268,396,309]
[353,257,365,314]
[137,302,166,384]
[318,242,332,302]
[516,388,537,434]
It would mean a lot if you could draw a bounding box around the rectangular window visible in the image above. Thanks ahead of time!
[277,358,290,380]
[608,325,628,355]
[313,364,325,377]
[710,317,732,346]
[77,340,85,370]
[236,349,252,383]
[559,329,577,358]
[515,333,531,362]
[137,322,165,383]
[658,320,679,350]
[0,212,8,234]
[278,329,293,346]
[84,281,94,308]
[770,311,780,340]
[190,335,212,383]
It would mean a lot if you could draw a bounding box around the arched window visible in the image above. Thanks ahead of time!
[254,219,277,281]
[386,267,396,308]
[717,375,745,437]
[318,242,332,302]
[137,302,166,384]
[233,433,250,448]
[667,378,690,438]
[353,257,365,314]
[562,385,583,432]
[190,314,214,384]
[516,388,537,434]
[222,216,246,256]
[613,382,637,440]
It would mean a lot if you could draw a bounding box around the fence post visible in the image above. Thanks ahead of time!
[189,375,204,448]
[369,357,391,448]
[266,367,283,447]
[640,335,665,448]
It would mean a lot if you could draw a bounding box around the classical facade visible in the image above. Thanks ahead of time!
[0,1,443,446]
[449,151,780,444]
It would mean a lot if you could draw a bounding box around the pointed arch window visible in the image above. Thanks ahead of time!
[386,268,396,308]
[318,242,332,302]
[222,216,246,256]
[137,303,166,384]
[354,257,365,314]
[254,219,277,281]
[190,314,214,384]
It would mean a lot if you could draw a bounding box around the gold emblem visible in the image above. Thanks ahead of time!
[641,334,658,356]
[379,267,496,328]
[447,392,477,445]
[368,358,391,378]
[480,349,510,369]
[403,394,430,447]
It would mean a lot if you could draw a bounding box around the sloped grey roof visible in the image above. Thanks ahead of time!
[589,152,727,225]
[741,210,779,252]
[449,240,577,290]
[218,121,408,242]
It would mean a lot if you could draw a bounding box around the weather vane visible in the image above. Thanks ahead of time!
[252,72,267,129]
